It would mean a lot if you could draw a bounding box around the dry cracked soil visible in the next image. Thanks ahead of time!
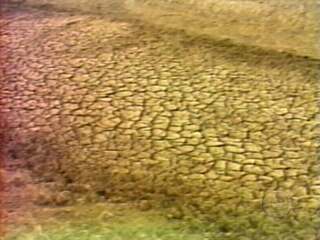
[1,4,320,240]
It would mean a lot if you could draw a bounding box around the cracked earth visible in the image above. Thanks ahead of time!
[1,5,320,238]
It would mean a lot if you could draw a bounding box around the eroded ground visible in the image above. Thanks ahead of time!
[1,5,320,239]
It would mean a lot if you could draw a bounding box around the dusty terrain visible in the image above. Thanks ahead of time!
[22,0,320,58]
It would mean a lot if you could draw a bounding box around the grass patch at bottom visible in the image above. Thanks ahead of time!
[184,210,320,240]
[3,203,320,240]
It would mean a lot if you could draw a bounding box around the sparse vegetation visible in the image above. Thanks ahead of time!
[3,202,320,240]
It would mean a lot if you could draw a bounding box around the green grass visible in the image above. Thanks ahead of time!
[5,226,204,240]
[185,211,320,240]
[3,203,319,240]
[3,203,207,240]
[5,219,206,240]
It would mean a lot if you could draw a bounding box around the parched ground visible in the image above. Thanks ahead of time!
[1,5,320,240]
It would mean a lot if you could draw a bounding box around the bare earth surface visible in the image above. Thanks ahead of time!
[1,6,320,240]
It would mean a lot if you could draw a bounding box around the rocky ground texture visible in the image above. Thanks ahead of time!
[1,5,320,239]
